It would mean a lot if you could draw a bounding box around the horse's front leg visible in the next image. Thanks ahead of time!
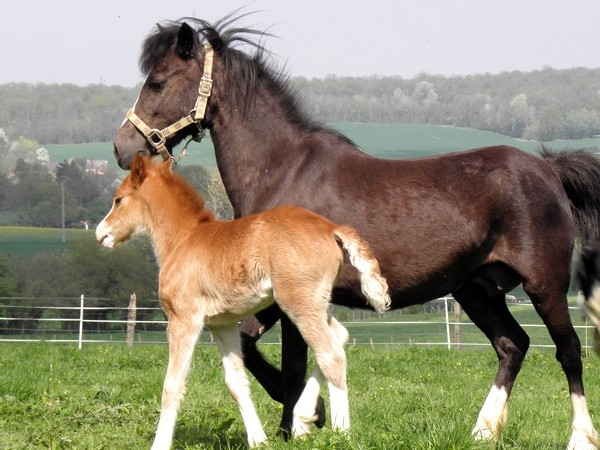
[152,314,202,450]
[240,308,326,438]
[212,325,267,448]
[240,305,285,402]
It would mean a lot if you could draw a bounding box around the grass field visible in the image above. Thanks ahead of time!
[45,124,600,170]
[1,343,599,449]
[0,226,94,265]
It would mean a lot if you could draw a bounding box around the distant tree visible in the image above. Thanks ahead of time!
[23,236,159,332]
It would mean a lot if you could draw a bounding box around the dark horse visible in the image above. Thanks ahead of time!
[113,16,600,448]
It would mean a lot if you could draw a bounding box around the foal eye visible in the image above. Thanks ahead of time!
[114,197,123,206]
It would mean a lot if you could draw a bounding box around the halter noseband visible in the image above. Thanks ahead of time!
[125,44,214,162]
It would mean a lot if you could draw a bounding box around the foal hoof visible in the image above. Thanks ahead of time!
[315,396,326,428]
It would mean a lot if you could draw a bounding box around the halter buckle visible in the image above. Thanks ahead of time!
[147,129,166,147]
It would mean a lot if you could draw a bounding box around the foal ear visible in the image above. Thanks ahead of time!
[176,22,196,61]
[130,154,149,186]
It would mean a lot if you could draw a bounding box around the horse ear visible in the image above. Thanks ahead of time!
[130,154,148,186]
[176,22,196,60]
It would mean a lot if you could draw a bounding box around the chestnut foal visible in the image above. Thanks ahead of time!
[96,155,390,449]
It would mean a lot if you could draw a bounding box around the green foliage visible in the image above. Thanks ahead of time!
[0,344,599,449]
[1,68,600,147]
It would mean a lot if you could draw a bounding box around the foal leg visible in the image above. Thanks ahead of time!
[292,317,350,437]
[525,285,599,450]
[211,325,267,448]
[152,315,203,450]
[290,313,350,435]
[453,282,530,442]
[240,308,327,437]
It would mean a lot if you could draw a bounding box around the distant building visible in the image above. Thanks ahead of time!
[86,160,108,175]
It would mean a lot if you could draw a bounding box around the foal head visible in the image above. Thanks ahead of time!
[97,155,214,249]
[96,155,159,248]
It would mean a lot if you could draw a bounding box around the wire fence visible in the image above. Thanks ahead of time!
[0,295,596,356]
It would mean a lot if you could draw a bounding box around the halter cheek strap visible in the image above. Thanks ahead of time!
[125,44,214,162]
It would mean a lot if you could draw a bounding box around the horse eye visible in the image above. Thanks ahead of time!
[148,80,165,92]
[114,197,123,206]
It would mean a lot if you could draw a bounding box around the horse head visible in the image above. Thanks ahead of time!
[96,155,164,246]
[114,22,209,169]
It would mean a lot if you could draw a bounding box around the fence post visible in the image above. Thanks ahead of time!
[78,294,84,349]
[444,296,451,350]
[454,300,462,351]
[126,293,137,347]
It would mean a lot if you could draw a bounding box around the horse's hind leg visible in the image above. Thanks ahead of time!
[152,314,203,450]
[292,316,350,437]
[240,309,327,438]
[453,282,530,442]
[211,325,267,448]
[525,283,599,450]
[288,311,350,434]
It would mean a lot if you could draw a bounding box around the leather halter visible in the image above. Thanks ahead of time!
[124,44,214,162]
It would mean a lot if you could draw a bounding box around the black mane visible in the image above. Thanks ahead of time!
[139,13,356,143]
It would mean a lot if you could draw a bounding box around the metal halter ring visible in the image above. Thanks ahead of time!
[147,129,166,147]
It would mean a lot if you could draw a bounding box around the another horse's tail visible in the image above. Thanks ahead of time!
[333,226,391,313]
[541,147,600,244]
[576,243,600,354]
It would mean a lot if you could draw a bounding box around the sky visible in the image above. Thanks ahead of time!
[1,0,599,87]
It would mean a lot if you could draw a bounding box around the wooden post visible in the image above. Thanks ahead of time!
[454,299,462,350]
[126,293,137,347]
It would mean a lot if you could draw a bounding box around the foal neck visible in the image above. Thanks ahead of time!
[142,173,214,258]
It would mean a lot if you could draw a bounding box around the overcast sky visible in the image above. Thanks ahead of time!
[1,0,599,87]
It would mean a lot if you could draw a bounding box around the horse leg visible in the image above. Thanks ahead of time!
[287,311,350,436]
[211,325,267,448]
[240,308,327,438]
[292,317,350,437]
[525,284,599,450]
[239,305,285,402]
[152,314,203,450]
[453,282,530,442]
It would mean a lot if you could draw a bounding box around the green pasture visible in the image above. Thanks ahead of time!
[0,226,94,264]
[45,124,600,170]
[1,343,599,449]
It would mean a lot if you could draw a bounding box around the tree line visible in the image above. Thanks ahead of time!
[0,66,599,144]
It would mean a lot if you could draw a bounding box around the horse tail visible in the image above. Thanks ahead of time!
[541,147,600,244]
[333,226,391,313]
[576,243,600,354]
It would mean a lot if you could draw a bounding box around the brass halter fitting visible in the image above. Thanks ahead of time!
[124,44,214,163]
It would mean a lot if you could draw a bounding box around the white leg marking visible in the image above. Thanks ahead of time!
[567,393,599,450]
[292,317,350,437]
[212,326,267,448]
[292,368,325,437]
[472,385,508,441]
[328,382,350,431]
[151,319,201,450]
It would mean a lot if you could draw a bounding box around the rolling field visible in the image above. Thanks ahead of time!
[1,343,599,449]
[0,226,94,264]
[45,124,600,170]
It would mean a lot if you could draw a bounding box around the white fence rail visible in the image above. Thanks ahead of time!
[0,295,596,356]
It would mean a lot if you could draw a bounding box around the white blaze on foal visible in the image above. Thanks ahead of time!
[96,155,390,449]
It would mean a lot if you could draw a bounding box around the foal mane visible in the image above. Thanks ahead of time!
[139,13,356,143]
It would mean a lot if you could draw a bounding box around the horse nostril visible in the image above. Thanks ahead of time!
[113,143,119,160]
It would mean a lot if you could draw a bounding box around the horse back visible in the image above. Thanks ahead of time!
[248,145,575,303]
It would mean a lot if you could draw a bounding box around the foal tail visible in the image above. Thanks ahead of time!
[333,226,391,313]
[541,147,600,244]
